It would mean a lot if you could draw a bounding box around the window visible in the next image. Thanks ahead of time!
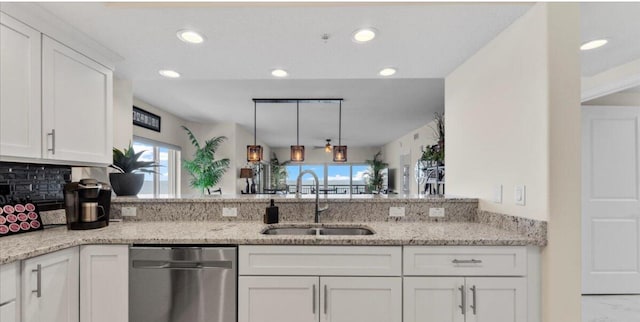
[284,163,386,195]
[132,137,181,196]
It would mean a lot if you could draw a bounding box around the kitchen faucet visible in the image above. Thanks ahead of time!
[296,170,329,223]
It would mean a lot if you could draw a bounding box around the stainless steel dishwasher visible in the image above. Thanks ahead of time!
[129,246,237,322]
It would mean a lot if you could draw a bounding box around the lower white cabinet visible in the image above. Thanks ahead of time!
[239,276,402,322]
[79,245,128,322]
[21,247,79,322]
[404,277,527,322]
[1,261,20,322]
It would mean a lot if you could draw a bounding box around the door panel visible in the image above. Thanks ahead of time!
[582,106,640,294]
[238,276,318,322]
[403,277,465,322]
[465,277,527,322]
[321,277,401,322]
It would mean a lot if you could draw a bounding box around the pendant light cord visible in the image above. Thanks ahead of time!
[338,100,342,146]
[254,101,257,145]
[297,100,300,145]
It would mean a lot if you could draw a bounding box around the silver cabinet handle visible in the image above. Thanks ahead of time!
[47,130,55,155]
[132,260,232,270]
[324,284,328,315]
[458,285,465,315]
[32,264,42,298]
[452,259,483,264]
[470,285,477,315]
[312,284,316,314]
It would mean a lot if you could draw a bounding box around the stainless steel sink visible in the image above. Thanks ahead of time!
[262,226,374,236]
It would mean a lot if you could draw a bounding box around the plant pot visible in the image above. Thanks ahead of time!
[109,173,145,196]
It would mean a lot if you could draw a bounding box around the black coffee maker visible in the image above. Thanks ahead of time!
[63,179,111,230]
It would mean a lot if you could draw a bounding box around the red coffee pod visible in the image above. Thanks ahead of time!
[30,221,40,229]
[0,225,8,234]
[28,212,38,220]
[6,214,17,223]
[14,204,25,212]
[8,223,20,232]
[0,207,3,215]
[3,205,14,214]
[17,213,28,222]
[20,222,30,230]
[0,216,5,225]
[25,203,36,212]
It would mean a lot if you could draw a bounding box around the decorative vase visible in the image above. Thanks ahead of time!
[109,173,145,196]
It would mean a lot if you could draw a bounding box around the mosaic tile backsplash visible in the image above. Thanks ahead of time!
[0,162,71,209]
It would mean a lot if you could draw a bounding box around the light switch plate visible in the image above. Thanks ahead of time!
[121,207,137,217]
[429,207,445,217]
[222,207,238,217]
[514,185,526,206]
[493,184,503,203]
[389,207,405,217]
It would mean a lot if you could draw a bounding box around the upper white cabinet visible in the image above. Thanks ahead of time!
[21,247,79,322]
[0,12,113,165]
[79,245,128,322]
[42,36,112,164]
[0,12,42,159]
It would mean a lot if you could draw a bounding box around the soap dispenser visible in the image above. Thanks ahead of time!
[264,199,279,224]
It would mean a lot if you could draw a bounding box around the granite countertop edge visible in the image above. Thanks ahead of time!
[112,195,478,204]
[0,221,545,264]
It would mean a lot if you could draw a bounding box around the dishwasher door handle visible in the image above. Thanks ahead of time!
[132,260,233,270]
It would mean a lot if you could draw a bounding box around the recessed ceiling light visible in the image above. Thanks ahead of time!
[580,39,608,51]
[158,70,181,78]
[177,30,205,44]
[271,69,288,77]
[353,28,377,43]
[379,67,396,76]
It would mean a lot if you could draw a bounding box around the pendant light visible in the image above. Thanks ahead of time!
[324,139,332,153]
[333,100,347,162]
[247,101,263,162]
[290,100,305,162]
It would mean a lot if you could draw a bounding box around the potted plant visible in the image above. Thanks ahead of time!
[270,153,289,191]
[182,126,230,195]
[109,143,160,196]
[365,151,389,193]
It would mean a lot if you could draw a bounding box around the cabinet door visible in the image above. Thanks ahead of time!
[42,35,112,165]
[80,245,128,322]
[465,277,527,322]
[321,277,401,322]
[22,247,79,322]
[239,276,318,322]
[0,12,41,159]
[0,301,17,322]
[403,277,465,322]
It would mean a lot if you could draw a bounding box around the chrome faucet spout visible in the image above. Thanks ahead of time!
[295,170,329,223]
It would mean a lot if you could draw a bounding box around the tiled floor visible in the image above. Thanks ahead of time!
[582,295,640,322]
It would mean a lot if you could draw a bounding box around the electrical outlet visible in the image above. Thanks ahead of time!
[429,208,445,217]
[514,185,526,206]
[222,207,238,217]
[389,207,405,217]
[121,207,137,217]
[493,184,503,203]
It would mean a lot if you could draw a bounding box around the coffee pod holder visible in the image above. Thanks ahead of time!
[0,197,45,237]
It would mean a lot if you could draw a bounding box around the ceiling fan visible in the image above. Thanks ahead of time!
[313,139,333,152]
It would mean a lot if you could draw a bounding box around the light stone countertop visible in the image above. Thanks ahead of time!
[0,221,542,264]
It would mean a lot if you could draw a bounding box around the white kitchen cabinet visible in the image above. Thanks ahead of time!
[239,276,319,322]
[0,301,17,322]
[320,277,401,322]
[1,261,20,322]
[42,36,112,165]
[404,277,465,322]
[79,245,128,322]
[22,247,79,322]
[0,12,42,159]
[465,277,527,322]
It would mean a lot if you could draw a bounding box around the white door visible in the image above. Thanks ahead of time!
[465,277,527,322]
[321,277,402,322]
[22,247,79,322]
[582,106,640,294]
[42,35,112,165]
[0,12,41,159]
[238,276,318,322]
[79,245,128,322]
[404,277,465,322]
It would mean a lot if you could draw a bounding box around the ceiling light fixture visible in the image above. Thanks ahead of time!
[333,100,347,162]
[325,139,332,153]
[247,100,263,162]
[290,100,305,162]
[353,28,377,43]
[158,70,181,78]
[379,67,397,77]
[271,69,288,77]
[176,29,205,44]
[580,39,608,51]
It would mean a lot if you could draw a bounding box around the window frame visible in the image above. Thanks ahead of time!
[132,136,181,196]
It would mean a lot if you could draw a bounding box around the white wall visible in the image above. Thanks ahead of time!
[445,3,581,322]
[113,78,133,149]
[132,98,188,149]
[382,120,438,194]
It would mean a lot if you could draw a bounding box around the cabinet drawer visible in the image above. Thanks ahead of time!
[0,262,18,303]
[403,246,527,276]
[239,246,402,276]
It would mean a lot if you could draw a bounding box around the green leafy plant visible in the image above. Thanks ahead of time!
[182,126,230,194]
[365,151,389,193]
[420,144,444,164]
[270,153,290,190]
[110,143,160,174]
